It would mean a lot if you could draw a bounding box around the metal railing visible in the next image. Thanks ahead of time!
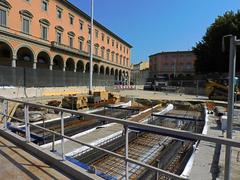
[1,97,240,179]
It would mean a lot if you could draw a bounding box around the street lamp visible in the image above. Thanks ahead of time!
[89,0,94,95]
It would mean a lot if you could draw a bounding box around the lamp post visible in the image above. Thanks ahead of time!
[89,0,94,95]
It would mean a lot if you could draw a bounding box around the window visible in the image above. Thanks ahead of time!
[87,41,91,53]
[116,54,119,63]
[112,40,114,47]
[95,45,99,56]
[79,20,83,30]
[106,50,110,60]
[88,25,91,34]
[39,18,50,40]
[123,57,125,66]
[116,42,118,49]
[0,9,6,27]
[41,26,48,40]
[120,55,122,64]
[107,37,110,44]
[111,52,115,62]
[79,40,83,51]
[69,36,74,48]
[69,14,74,25]
[101,48,104,58]
[56,7,62,19]
[23,18,30,34]
[101,33,104,41]
[124,46,125,53]
[20,10,33,34]
[68,31,75,48]
[56,31,62,44]
[120,44,122,51]
[42,0,48,11]
[55,25,64,44]
[95,29,99,38]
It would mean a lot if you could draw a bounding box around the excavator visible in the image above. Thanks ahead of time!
[205,78,240,101]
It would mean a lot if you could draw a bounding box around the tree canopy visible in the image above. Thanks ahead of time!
[193,11,240,74]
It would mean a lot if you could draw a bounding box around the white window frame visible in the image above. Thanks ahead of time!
[42,0,48,11]
[56,6,63,19]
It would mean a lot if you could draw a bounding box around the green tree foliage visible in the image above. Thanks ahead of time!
[193,11,240,73]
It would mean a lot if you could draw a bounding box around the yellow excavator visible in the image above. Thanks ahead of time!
[205,78,240,101]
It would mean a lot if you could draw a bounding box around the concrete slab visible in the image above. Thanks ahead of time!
[189,112,240,180]
[0,136,69,179]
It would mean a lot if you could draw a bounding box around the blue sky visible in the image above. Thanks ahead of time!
[69,0,239,64]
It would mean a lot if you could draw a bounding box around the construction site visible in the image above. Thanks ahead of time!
[0,87,239,180]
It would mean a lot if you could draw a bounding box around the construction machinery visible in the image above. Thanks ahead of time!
[205,78,240,101]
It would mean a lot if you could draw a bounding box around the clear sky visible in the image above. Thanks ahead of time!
[68,0,239,64]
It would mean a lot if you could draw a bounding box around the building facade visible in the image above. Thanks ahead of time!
[0,0,132,85]
[131,60,149,85]
[149,51,195,79]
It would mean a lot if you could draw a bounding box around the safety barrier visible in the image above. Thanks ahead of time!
[1,97,240,179]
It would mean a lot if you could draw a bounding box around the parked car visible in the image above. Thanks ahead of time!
[143,81,154,90]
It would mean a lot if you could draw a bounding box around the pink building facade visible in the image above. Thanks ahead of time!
[0,0,132,83]
[149,51,196,78]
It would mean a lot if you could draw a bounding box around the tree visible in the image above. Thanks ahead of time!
[193,11,240,74]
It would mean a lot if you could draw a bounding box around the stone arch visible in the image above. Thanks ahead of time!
[106,67,110,75]
[85,62,90,73]
[111,68,114,76]
[100,65,104,75]
[77,60,84,72]
[37,51,50,69]
[0,40,13,66]
[119,70,122,81]
[66,58,75,71]
[93,64,99,74]
[15,45,36,60]
[115,69,119,80]
[52,55,64,71]
[16,46,34,68]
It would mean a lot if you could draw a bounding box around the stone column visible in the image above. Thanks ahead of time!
[33,59,37,69]
[63,61,66,72]
[74,63,77,72]
[12,56,17,68]
[49,58,53,70]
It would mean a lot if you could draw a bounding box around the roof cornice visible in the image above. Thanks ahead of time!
[58,0,132,48]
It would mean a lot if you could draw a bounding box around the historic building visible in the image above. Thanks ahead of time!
[0,0,132,84]
[149,51,195,79]
[131,60,149,85]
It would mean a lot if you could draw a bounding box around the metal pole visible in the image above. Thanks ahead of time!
[89,0,94,95]
[224,35,236,180]
[24,104,30,142]
[125,125,129,180]
[61,111,65,160]
[51,133,56,152]
[2,100,8,130]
